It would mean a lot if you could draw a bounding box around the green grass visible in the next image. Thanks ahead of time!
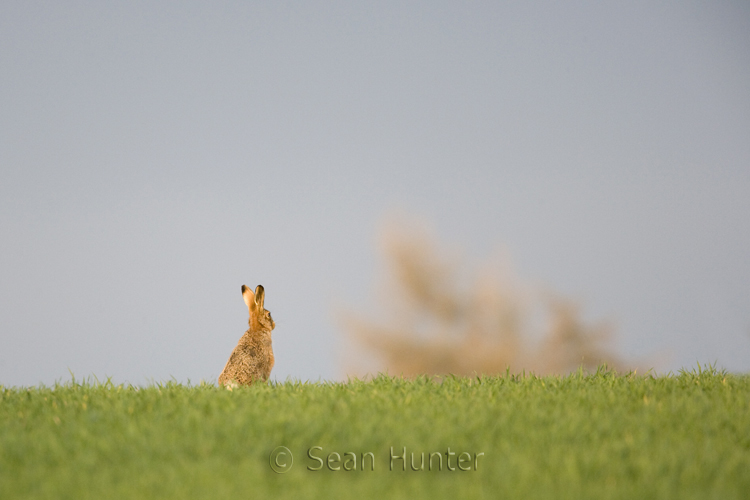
[1,365,749,499]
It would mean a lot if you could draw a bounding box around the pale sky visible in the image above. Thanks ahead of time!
[1,1,749,386]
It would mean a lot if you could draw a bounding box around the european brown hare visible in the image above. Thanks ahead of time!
[219,284,276,387]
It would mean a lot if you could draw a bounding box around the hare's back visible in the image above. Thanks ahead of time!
[220,335,273,384]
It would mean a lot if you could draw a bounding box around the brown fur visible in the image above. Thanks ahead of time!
[218,284,276,386]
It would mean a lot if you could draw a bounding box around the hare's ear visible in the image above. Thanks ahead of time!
[242,284,256,312]
[254,285,265,309]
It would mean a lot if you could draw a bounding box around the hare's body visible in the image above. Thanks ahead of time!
[219,285,275,387]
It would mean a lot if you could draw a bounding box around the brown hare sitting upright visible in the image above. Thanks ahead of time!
[219,284,276,387]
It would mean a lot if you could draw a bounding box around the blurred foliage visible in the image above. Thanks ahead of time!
[341,218,625,377]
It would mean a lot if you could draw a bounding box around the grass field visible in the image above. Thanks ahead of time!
[1,365,749,499]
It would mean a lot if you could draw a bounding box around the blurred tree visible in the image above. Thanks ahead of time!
[340,217,624,377]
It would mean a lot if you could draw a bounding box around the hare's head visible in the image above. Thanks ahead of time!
[242,284,275,331]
